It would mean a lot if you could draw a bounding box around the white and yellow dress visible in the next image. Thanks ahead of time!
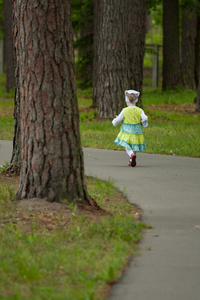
[112,106,148,152]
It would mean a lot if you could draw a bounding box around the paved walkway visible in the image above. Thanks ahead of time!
[0,141,200,300]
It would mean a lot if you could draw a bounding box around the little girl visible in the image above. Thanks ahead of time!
[112,89,148,167]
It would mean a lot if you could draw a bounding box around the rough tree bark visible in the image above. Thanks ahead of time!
[93,0,129,118]
[127,0,146,107]
[163,0,180,90]
[181,1,197,90]
[3,0,15,91]
[13,0,93,204]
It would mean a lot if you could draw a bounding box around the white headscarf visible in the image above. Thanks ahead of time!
[125,89,140,103]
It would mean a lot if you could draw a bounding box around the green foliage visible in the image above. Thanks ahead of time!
[72,0,93,89]
[0,161,9,173]
[72,0,93,30]
[147,0,162,14]
[181,0,200,15]
[80,110,97,122]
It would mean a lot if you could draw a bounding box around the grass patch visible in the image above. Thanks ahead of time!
[0,83,199,157]
[80,108,200,157]
[0,75,15,99]
[0,175,146,300]
[144,110,200,157]
[0,99,14,117]
[143,87,196,105]
[0,116,14,140]
[77,88,93,107]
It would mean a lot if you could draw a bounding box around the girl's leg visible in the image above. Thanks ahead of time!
[125,148,137,167]
[125,148,134,157]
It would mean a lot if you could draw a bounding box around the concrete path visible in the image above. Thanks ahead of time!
[0,141,200,300]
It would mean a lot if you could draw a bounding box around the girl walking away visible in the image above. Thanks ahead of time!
[112,90,148,167]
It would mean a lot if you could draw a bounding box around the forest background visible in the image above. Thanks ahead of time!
[0,1,199,299]
[0,0,199,158]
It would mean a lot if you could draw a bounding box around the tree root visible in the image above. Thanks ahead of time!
[1,163,20,177]
[78,196,111,216]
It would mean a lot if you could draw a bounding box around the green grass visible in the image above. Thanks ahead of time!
[77,88,93,107]
[143,87,197,105]
[144,110,200,157]
[0,176,145,300]
[79,107,200,158]
[0,78,199,157]
[0,116,14,140]
[0,75,15,99]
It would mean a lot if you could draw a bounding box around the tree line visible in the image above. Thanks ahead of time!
[1,0,200,206]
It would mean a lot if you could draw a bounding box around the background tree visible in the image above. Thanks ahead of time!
[196,0,200,111]
[197,63,200,111]
[181,0,197,89]
[93,0,129,118]
[163,0,180,90]
[3,0,15,91]
[0,0,3,36]
[195,0,200,87]
[8,66,21,174]
[127,0,147,107]
[14,0,94,205]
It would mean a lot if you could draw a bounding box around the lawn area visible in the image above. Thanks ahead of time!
[0,79,148,299]
[0,175,146,300]
[0,78,199,299]
[0,85,199,158]
[78,87,200,158]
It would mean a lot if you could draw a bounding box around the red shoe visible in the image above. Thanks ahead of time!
[129,154,136,167]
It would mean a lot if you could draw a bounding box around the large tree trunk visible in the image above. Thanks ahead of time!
[3,0,15,92]
[93,0,129,118]
[163,0,180,90]
[127,0,146,107]
[13,0,91,204]
[181,2,197,90]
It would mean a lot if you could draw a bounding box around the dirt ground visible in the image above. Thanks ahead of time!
[0,175,141,234]
[146,103,198,114]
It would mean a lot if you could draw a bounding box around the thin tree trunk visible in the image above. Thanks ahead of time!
[127,0,146,107]
[3,0,15,91]
[197,16,200,112]
[195,9,200,87]
[181,2,197,90]
[163,0,180,90]
[93,0,129,118]
[6,67,21,175]
[197,62,200,111]
[13,0,92,204]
